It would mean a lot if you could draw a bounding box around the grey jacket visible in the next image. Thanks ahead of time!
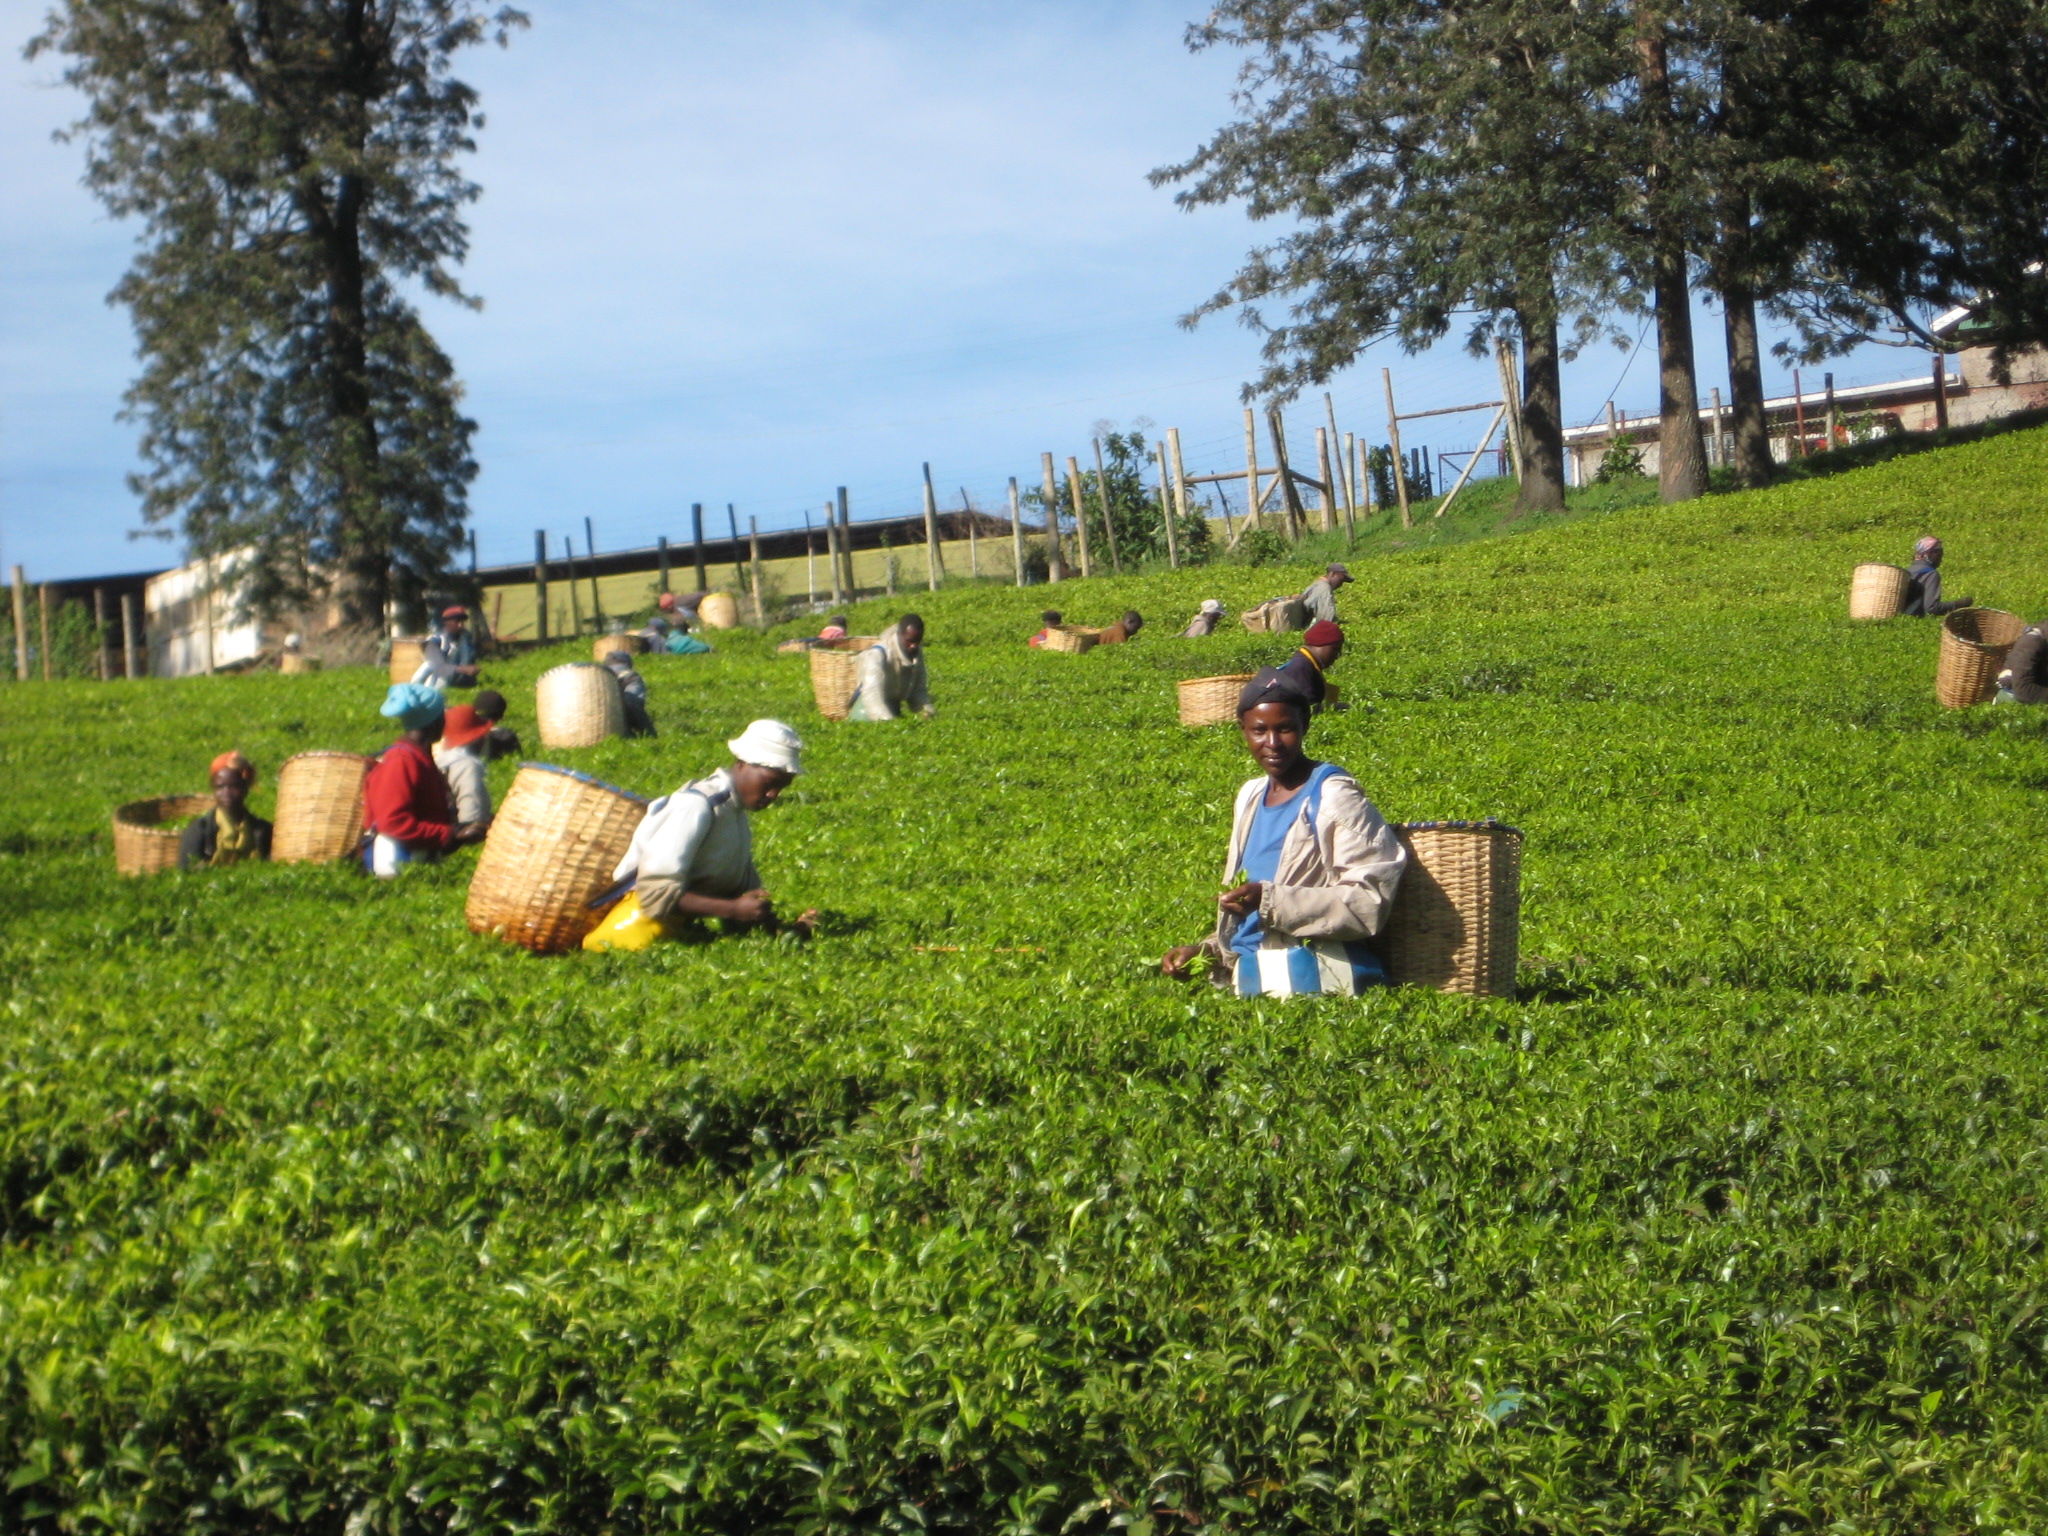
[1202,767,1407,973]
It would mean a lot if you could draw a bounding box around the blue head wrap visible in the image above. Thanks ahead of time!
[380,682,446,730]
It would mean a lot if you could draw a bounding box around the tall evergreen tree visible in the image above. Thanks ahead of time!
[28,0,525,626]
[1154,0,1633,513]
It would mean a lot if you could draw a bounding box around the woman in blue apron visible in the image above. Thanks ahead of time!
[1162,667,1407,996]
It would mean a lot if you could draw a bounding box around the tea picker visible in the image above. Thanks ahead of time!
[601,651,658,737]
[1275,620,1344,708]
[847,615,934,721]
[1096,610,1144,645]
[583,719,820,951]
[363,684,490,877]
[1161,668,1407,997]
[1996,621,2048,703]
[1180,600,1227,637]
[177,751,273,871]
[1301,563,1353,624]
[413,606,480,688]
[1904,537,1973,618]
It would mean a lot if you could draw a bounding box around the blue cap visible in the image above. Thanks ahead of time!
[380,682,446,730]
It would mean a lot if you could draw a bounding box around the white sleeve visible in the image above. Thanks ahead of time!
[854,646,898,719]
[612,792,714,886]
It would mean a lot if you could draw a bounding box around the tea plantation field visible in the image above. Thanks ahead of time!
[5,429,2048,1534]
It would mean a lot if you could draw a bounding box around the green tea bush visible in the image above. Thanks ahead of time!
[4,427,2048,1533]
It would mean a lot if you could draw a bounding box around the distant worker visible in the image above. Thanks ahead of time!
[663,626,712,655]
[1181,599,1226,638]
[848,614,934,720]
[585,719,819,949]
[471,689,521,762]
[177,750,273,871]
[414,605,479,688]
[1028,610,1063,647]
[362,684,488,877]
[1997,620,2048,703]
[1301,563,1353,625]
[1276,620,1343,707]
[818,614,850,641]
[433,703,496,826]
[1903,537,1972,617]
[657,591,706,628]
[1160,668,1406,996]
[602,651,658,737]
[1097,609,1144,645]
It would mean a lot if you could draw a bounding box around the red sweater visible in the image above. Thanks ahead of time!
[363,738,456,851]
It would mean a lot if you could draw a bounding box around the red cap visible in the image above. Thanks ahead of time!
[440,704,491,750]
[441,605,467,619]
[657,592,678,610]
[1303,619,1343,647]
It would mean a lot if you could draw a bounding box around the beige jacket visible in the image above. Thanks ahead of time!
[1203,766,1407,971]
[847,622,932,720]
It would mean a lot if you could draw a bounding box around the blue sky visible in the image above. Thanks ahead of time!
[1,0,1929,582]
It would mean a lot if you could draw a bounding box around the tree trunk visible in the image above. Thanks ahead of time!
[1513,280,1567,512]
[1720,277,1773,487]
[1637,12,1707,503]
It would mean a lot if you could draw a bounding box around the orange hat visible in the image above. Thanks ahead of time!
[210,750,256,785]
[440,704,491,750]
[441,605,468,620]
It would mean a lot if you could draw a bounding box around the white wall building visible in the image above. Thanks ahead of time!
[143,549,264,678]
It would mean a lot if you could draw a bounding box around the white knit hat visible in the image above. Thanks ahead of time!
[1200,599,1225,614]
[728,718,805,775]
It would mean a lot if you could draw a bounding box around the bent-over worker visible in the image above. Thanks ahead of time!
[1301,563,1353,625]
[363,684,488,877]
[433,703,495,825]
[586,719,819,949]
[603,651,658,737]
[178,750,273,871]
[1097,609,1144,645]
[1276,619,1344,707]
[1904,537,1972,618]
[471,689,521,762]
[1161,668,1406,996]
[1997,621,2048,703]
[848,614,934,720]
[1028,610,1063,648]
[414,606,480,688]
[1181,599,1226,638]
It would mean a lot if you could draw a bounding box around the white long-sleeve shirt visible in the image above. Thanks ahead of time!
[609,767,760,896]
[432,742,491,825]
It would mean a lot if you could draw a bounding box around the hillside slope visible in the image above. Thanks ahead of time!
[2,427,2047,1534]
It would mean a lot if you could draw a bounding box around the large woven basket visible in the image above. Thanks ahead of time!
[699,592,740,630]
[279,653,321,674]
[1242,598,1309,635]
[809,636,879,720]
[537,662,625,747]
[272,751,371,864]
[1041,624,1100,654]
[1936,607,2027,708]
[112,793,213,877]
[1849,563,1910,621]
[1384,820,1522,998]
[466,764,648,954]
[389,638,425,684]
[1179,673,1256,727]
[594,633,650,663]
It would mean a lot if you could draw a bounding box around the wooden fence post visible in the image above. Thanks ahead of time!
[39,585,53,681]
[1792,369,1808,455]
[1167,427,1192,568]
[565,535,584,635]
[1342,432,1359,541]
[1092,438,1122,574]
[1383,368,1411,529]
[10,566,28,680]
[692,503,708,593]
[1267,410,1305,538]
[583,515,605,628]
[725,505,746,593]
[1155,440,1180,568]
[748,516,766,624]
[657,535,671,596]
[921,463,945,590]
[1824,372,1838,450]
[94,586,109,680]
[1009,477,1026,587]
[1494,338,1526,480]
[1243,407,1264,528]
[836,486,855,597]
[825,502,844,606]
[1933,353,1949,430]
[961,490,979,578]
[1323,394,1353,520]
[533,531,549,641]
[1315,427,1337,533]
[122,590,141,679]
[1065,457,1092,579]
[804,513,817,608]
[1040,454,1065,582]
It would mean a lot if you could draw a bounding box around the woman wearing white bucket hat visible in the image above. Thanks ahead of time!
[585,719,819,949]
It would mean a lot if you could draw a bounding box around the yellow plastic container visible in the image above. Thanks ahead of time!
[581,890,675,952]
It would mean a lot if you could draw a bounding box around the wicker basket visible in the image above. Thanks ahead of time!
[1041,624,1100,655]
[594,633,650,662]
[272,751,371,864]
[279,653,321,674]
[466,763,649,954]
[1936,607,2027,708]
[1178,673,1256,727]
[1384,820,1522,997]
[112,793,213,877]
[809,636,878,720]
[536,662,625,747]
[389,638,425,683]
[1242,598,1309,635]
[1849,563,1910,621]
[699,592,740,630]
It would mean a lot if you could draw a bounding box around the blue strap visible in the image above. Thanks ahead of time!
[1297,761,1343,833]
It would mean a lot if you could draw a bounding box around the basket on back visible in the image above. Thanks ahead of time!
[1179,674,1256,727]
[466,764,648,954]
[699,591,740,630]
[1384,820,1522,998]
[111,793,214,877]
[272,751,371,864]
[809,636,878,720]
[1242,598,1309,635]
[1936,606,2027,708]
[1041,625,1100,654]
[594,633,650,663]
[1849,563,1910,621]
[537,662,625,747]
[388,638,425,684]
